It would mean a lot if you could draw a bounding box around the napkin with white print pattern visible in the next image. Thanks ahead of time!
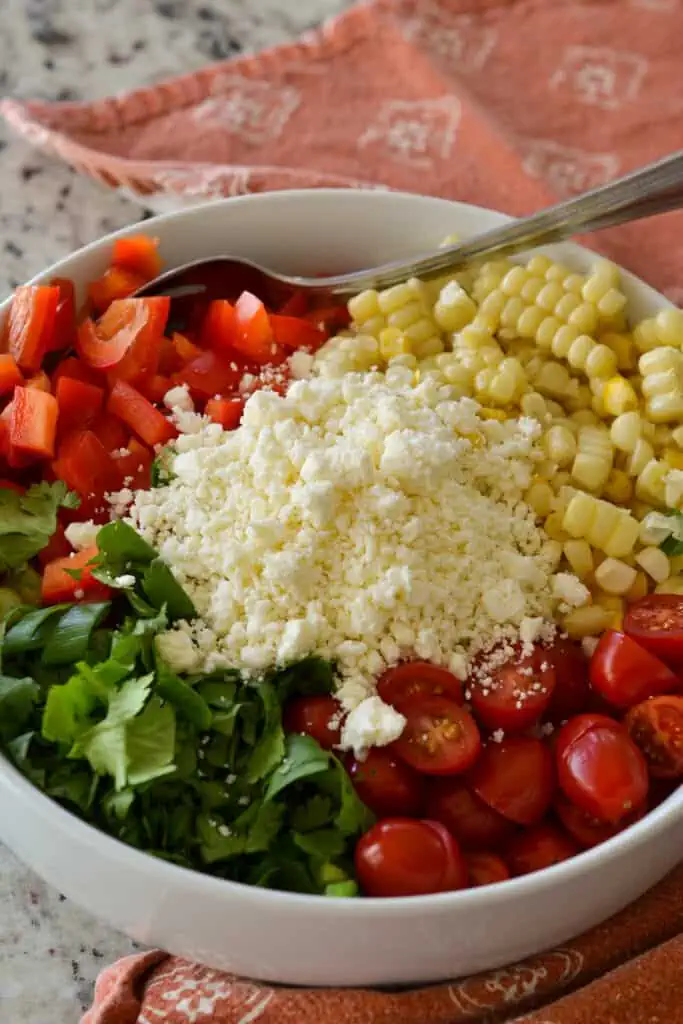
[81,865,683,1023]
[3,0,683,298]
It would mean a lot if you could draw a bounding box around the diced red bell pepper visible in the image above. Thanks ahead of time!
[38,521,71,567]
[52,356,103,389]
[0,405,12,461]
[26,371,52,393]
[158,337,180,376]
[113,437,152,490]
[48,278,77,352]
[76,297,170,385]
[9,387,59,459]
[234,292,286,366]
[90,411,128,452]
[41,545,112,605]
[271,314,327,351]
[112,235,162,281]
[88,266,147,315]
[278,291,309,317]
[205,396,244,431]
[53,429,120,500]
[305,304,351,332]
[172,350,244,400]
[172,332,202,366]
[107,380,176,448]
[202,300,239,354]
[0,354,22,396]
[142,374,172,404]
[56,376,104,433]
[0,478,25,495]
[7,285,61,372]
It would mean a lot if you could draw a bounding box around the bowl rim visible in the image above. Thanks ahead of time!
[0,188,680,915]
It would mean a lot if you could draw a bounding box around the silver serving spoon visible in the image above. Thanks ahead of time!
[136,149,683,315]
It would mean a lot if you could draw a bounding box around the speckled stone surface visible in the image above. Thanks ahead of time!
[0,2,347,1020]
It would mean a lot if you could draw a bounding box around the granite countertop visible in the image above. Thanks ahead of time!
[0,1,347,1020]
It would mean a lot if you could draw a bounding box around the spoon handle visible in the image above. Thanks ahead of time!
[320,149,683,295]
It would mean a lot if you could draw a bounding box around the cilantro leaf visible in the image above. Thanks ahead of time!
[155,659,211,730]
[265,733,330,801]
[0,481,78,572]
[126,697,176,786]
[42,602,111,666]
[246,682,285,783]
[0,675,40,741]
[96,521,157,566]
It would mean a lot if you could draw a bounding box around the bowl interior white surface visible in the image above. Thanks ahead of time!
[0,189,681,988]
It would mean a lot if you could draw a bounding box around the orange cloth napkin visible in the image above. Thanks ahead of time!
[3,2,683,1021]
[3,0,683,296]
[82,865,683,1024]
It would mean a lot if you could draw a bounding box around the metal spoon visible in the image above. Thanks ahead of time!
[136,149,683,314]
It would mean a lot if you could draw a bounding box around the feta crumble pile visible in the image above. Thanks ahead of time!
[128,370,585,713]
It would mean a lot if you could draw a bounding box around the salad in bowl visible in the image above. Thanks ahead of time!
[0,190,681,985]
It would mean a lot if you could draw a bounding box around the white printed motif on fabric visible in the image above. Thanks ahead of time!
[358,97,461,169]
[520,139,619,197]
[192,78,300,144]
[397,2,498,73]
[140,961,275,1024]
[447,948,584,1013]
[550,46,649,110]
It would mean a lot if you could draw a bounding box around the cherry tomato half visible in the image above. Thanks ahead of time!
[469,643,555,732]
[554,793,645,849]
[346,748,425,817]
[544,638,590,724]
[425,778,513,850]
[354,818,468,897]
[282,695,342,751]
[624,594,683,667]
[556,714,649,823]
[469,736,555,826]
[506,823,579,877]
[377,661,463,710]
[625,695,683,779]
[589,630,678,709]
[466,851,510,887]
[392,695,481,775]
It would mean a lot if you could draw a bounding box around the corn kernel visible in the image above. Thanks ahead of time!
[479,406,508,421]
[655,576,683,595]
[585,344,618,379]
[600,332,636,372]
[603,469,632,504]
[378,281,420,315]
[388,301,424,330]
[413,336,444,358]
[545,261,572,283]
[672,426,683,449]
[625,570,649,603]
[536,282,566,313]
[663,448,683,471]
[571,410,600,427]
[563,273,585,295]
[635,547,670,582]
[379,327,411,359]
[544,424,577,467]
[527,255,554,276]
[404,318,437,344]
[568,303,598,335]
[535,361,571,398]
[535,316,563,350]
[359,314,385,338]
[520,278,544,304]
[348,289,380,323]
[563,605,612,638]
[655,308,683,347]
[597,289,627,319]
[500,266,529,296]
[647,393,683,423]
[517,305,547,339]
[602,513,640,558]
[602,376,638,416]
[521,392,549,421]
[626,439,656,477]
[563,539,594,579]
[526,481,555,517]
[610,411,642,452]
[554,294,582,323]
[635,458,668,504]
[594,558,637,595]
[633,318,661,353]
[563,492,598,538]
[544,511,569,541]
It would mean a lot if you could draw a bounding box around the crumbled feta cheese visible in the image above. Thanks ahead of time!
[552,573,591,608]
[340,696,406,758]
[126,372,583,738]
[288,351,315,379]
[163,385,194,413]
[64,520,99,551]
[114,574,136,588]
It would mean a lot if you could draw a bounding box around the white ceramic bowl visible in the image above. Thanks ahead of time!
[0,189,681,988]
